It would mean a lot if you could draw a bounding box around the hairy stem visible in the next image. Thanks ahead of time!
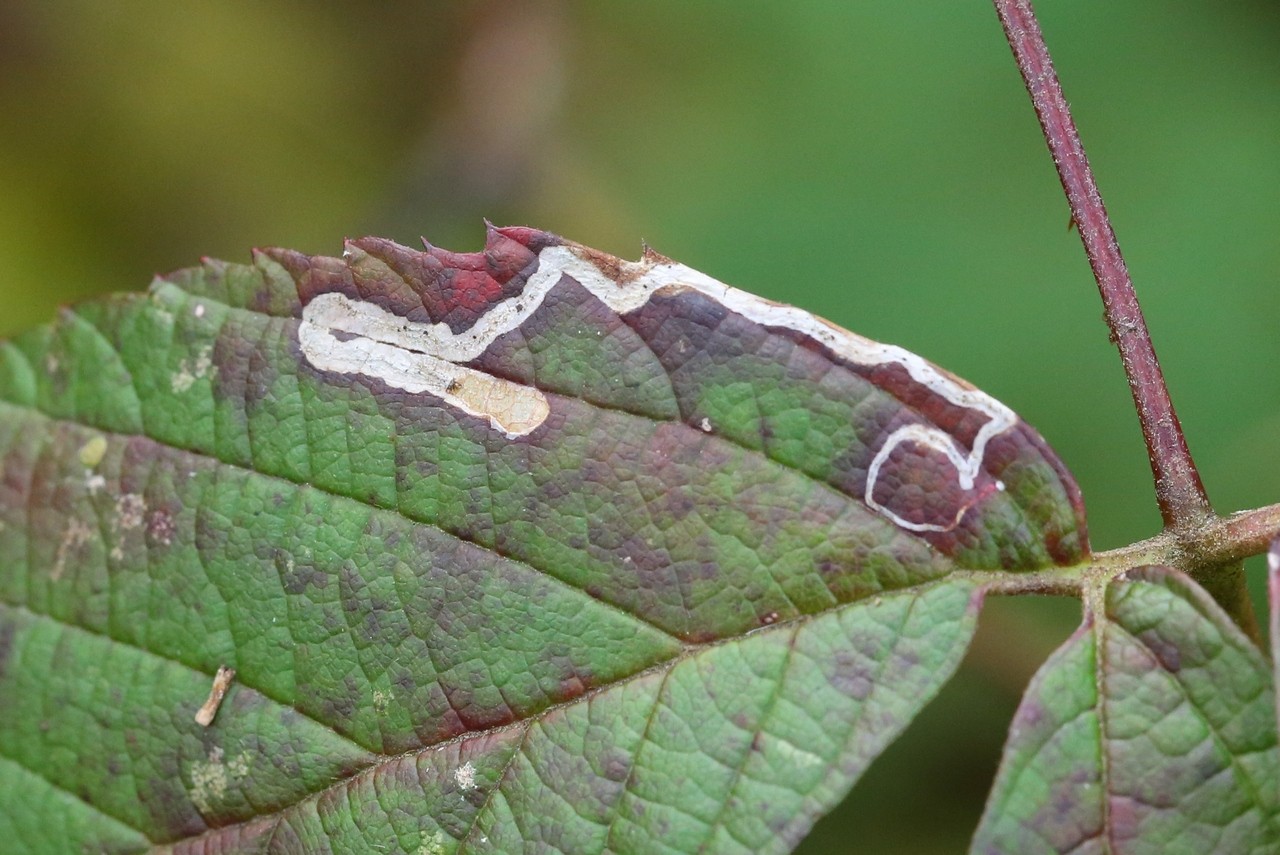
[992,0,1211,530]
[981,504,1280,599]
[1189,503,1280,568]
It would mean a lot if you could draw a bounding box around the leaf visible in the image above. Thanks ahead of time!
[0,226,1085,852]
[971,566,1280,855]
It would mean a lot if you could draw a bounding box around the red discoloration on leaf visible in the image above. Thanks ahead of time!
[270,225,561,333]
[868,439,984,532]
[160,225,1086,567]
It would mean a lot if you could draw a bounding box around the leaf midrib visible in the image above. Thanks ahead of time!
[0,402,979,850]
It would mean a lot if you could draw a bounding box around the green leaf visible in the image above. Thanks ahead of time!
[971,566,1280,855]
[0,227,1084,852]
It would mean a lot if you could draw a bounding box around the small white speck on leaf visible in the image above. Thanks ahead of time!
[772,737,825,769]
[195,665,236,727]
[454,761,478,791]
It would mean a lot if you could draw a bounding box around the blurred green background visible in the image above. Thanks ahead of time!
[1,1,1277,851]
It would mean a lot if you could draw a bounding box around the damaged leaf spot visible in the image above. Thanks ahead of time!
[147,509,176,546]
[189,745,251,815]
[51,518,94,581]
[300,237,1023,532]
[417,831,448,855]
[372,688,393,713]
[453,761,478,791]
[772,737,826,769]
[171,344,215,393]
[299,293,551,438]
[115,493,146,531]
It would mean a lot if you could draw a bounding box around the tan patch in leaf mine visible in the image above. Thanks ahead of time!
[51,519,94,581]
[449,373,550,438]
[189,746,251,815]
[195,665,236,727]
[299,293,550,438]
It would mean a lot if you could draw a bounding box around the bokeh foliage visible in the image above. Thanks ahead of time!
[1,2,1277,852]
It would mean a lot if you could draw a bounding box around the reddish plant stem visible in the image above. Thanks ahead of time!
[1192,503,1280,568]
[992,0,1212,531]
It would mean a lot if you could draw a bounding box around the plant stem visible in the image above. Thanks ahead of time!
[1190,502,1280,568]
[991,0,1212,531]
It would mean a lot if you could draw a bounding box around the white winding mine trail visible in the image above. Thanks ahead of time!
[298,243,1016,532]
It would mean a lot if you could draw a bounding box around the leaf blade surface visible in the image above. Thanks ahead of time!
[0,228,1086,852]
[972,566,1280,855]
